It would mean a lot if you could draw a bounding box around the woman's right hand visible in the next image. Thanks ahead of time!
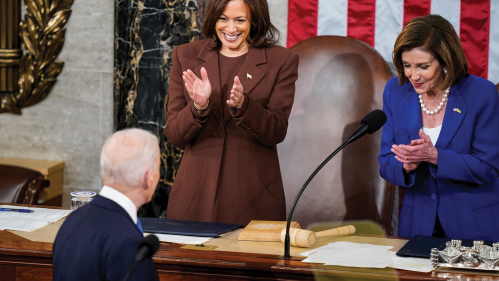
[183,67,211,107]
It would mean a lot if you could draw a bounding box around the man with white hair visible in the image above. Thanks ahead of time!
[53,128,160,281]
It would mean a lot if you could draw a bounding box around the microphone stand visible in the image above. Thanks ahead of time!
[283,140,350,259]
[123,262,140,281]
[282,109,386,258]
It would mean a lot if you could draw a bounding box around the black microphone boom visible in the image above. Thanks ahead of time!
[123,234,160,281]
[347,109,387,143]
[283,109,387,259]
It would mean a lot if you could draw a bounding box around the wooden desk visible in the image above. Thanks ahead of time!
[1,228,499,281]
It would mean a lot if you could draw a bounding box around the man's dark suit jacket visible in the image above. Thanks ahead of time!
[53,195,159,281]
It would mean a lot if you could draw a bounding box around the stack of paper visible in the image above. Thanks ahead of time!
[147,233,212,244]
[0,205,71,232]
[301,241,393,268]
[300,241,433,272]
[388,252,433,272]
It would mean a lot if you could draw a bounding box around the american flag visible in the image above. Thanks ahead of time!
[287,0,499,84]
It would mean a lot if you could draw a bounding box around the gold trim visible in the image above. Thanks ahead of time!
[0,0,73,114]
[0,49,23,58]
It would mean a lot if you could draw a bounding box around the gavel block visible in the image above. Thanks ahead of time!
[280,225,356,248]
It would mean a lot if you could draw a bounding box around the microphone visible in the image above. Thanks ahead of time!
[123,234,160,281]
[347,109,387,143]
[283,110,387,259]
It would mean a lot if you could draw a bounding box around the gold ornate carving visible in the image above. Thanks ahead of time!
[0,0,73,114]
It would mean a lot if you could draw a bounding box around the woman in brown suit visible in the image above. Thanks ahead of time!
[165,0,299,225]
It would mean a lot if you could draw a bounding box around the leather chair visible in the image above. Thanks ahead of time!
[0,164,50,205]
[278,36,395,235]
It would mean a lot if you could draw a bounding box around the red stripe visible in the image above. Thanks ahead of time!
[403,0,431,25]
[287,0,318,48]
[460,0,490,79]
[347,0,376,47]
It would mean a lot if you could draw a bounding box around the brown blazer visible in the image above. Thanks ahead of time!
[165,40,299,225]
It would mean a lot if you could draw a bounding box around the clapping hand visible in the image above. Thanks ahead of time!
[183,67,211,108]
[391,129,439,173]
[227,76,244,109]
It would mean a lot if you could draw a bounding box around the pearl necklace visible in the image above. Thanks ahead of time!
[419,87,450,115]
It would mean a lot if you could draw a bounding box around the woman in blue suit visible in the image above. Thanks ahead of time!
[378,14,499,241]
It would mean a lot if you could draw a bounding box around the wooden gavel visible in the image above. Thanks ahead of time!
[280,225,356,248]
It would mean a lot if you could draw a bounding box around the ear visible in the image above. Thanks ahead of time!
[143,168,154,190]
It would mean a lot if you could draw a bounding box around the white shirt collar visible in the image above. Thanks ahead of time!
[99,185,138,224]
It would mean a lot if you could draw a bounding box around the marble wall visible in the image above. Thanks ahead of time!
[0,0,289,208]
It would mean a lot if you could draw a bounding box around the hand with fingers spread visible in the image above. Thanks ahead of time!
[182,67,212,109]
[391,129,438,173]
[226,76,244,109]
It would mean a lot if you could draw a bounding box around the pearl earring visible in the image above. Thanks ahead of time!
[443,68,447,74]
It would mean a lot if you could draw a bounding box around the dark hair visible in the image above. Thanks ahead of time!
[393,14,468,89]
[202,0,279,49]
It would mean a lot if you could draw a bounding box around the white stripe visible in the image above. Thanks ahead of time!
[431,0,460,36]
[374,0,404,63]
[317,0,348,36]
[489,0,499,83]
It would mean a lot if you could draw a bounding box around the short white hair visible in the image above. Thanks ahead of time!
[100,128,159,187]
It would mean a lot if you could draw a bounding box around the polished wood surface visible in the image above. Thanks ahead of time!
[1,229,499,280]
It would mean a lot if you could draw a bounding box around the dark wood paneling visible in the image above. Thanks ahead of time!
[0,264,16,281]
[16,266,52,281]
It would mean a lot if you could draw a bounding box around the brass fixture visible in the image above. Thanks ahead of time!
[0,0,73,114]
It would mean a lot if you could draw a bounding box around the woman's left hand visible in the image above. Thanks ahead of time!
[227,76,244,109]
[392,129,439,166]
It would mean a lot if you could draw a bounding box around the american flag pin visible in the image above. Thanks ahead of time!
[247,73,252,79]
[453,108,462,113]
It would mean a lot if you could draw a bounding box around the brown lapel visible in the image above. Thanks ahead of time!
[222,46,267,126]
[237,46,267,95]
[193,42,223,125]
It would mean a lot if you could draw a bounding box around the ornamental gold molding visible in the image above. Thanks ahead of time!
[0,0,73,114]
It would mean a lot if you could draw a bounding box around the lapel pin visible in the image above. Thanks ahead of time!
[247,73,252,79]
[453,108,462,113]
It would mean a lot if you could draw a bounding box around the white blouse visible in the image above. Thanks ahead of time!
[423,125,442,146]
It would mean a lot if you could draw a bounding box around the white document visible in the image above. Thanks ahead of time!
[146,233,211,244]
[0,205,71,232]
[301,241,394,268]
[300,241,433,272]
[387,252,433,272]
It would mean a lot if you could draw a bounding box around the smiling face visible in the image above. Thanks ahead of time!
[216,0,251,56]
[401,48,446,95]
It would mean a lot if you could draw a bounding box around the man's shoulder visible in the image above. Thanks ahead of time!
[56,199,137,241]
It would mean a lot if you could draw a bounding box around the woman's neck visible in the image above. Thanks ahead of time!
[424,88,445,99]
[220,45,249,57]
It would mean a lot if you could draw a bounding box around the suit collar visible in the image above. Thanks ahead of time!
[400,86,422,141]
[99,185,138,224]
[400,83,467,148]
[91,195,135,225]
[435,84,467,148]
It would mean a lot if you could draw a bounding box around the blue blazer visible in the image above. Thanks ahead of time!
[378,75,499,241]
[53,195,159,281]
